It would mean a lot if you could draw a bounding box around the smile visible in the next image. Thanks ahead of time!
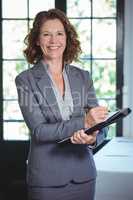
[48,46,61,50]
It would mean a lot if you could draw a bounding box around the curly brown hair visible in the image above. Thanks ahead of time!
[23,8,82,64]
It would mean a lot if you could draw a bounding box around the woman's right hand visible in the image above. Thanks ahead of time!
[84,106,108,129]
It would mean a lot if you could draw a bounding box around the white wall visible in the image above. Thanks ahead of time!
[123,0,133,138]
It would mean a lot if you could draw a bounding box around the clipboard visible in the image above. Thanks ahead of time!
[58,107,131,144]
[84,107,131,135]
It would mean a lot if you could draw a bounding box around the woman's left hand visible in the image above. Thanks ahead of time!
[70,129,98,145]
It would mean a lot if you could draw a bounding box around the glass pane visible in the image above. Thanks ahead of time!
[29,19,34,29]
[72,59,91,71]
[67,0,91,17]
[92,19,116,58]
[108,124,116,138]
[2,0,27,18]
[98,99,116,111]
[98,99,116,138]
[4,100,23,120]
[93,0,116,17]
[29,0,55,18]
[92,60,116,98]
[3,60,28,99]
[3,20,28,59]
[70,19,91,58]
[4,122,29,140]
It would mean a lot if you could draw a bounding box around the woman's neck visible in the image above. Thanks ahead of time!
[44,58,63,75]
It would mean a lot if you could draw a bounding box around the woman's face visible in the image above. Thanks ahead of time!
[38,18,67,61]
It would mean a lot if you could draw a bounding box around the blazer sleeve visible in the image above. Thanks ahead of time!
[15,75,85,143]
[85,71,108,148]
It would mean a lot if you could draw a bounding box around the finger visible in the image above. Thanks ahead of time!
[80,132,97,144]
[71,131,81,143]
[74,130,88,144]
[91,106,108,117]
[73,131,85,144]
[70,135,81,144]
[70,136,77,144]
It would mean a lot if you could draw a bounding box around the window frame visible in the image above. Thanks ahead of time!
[0,0,124,141]
[57,0,125,137]
[116,0,124,135]
[0,0,3,140]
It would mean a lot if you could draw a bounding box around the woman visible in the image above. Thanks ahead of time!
[15,8,108,200]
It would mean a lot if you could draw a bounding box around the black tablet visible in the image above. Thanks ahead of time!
[84,107,131,135]
[58,107,131,143]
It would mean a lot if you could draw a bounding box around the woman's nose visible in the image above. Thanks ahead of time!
[49,34,57,42]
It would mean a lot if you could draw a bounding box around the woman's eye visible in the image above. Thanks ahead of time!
[58,32,63,35]
[43,33,49,36]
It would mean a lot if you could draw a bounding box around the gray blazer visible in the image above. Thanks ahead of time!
[15,61,107,187]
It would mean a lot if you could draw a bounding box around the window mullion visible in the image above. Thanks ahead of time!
[55,0,66,13]
[116,0,125,136]
[0,0,3,139]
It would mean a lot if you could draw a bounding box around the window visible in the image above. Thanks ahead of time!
[0,0,124,140]
[1,0,55,140]
[66,0,123,138]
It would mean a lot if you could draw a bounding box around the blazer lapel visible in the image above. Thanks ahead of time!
[31,62,62,120]
[31,62,85,120]
[65,65,85,116]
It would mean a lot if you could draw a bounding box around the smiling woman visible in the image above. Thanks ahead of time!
[15,8,108,200]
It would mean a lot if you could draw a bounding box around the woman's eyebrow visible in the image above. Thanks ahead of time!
[41,30,65,33]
